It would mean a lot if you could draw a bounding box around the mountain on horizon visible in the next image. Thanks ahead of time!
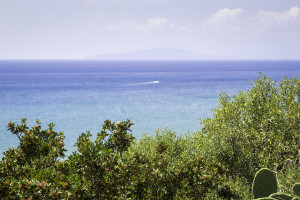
[86,48,218,60]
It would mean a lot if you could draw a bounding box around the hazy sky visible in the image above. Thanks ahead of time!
[1,0,300,59]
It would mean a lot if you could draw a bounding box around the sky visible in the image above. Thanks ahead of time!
[0,0,300,60]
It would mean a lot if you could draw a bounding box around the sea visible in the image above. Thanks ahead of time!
[0,60,299,156]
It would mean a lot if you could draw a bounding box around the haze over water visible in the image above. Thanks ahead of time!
[0,60,299,156]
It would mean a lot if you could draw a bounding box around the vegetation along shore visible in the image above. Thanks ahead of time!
[0,74,299,199]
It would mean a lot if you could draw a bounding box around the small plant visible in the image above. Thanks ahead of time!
[252,168,300,200]
[252,168,278,199]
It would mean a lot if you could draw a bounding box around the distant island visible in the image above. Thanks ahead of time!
[86,48,218,60]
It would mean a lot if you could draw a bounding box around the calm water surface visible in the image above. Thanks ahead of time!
[0,60,299,156]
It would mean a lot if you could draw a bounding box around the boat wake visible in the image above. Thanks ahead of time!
[122,81,159,86]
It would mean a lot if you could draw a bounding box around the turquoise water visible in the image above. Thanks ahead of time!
[0,60,299,156]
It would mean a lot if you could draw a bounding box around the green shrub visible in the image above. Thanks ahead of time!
[0,119,69,199]
[128,128,229,199]
[0,119,231,199]
[200,74,300,181]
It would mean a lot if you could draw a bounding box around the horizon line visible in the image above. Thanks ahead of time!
[1,59,300,62]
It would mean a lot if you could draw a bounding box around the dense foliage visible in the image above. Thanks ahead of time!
[199,74,299,181]
[0,74,299,199]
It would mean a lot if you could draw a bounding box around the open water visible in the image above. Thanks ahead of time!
[0,60,299,156]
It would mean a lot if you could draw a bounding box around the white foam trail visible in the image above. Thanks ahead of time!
[122,81,159,86]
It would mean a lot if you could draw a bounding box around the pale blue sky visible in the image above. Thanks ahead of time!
[0,0,300,59]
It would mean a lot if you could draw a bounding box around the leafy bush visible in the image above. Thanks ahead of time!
[1,120,230,199]
[200,74,300,181]
[0,119,68,199]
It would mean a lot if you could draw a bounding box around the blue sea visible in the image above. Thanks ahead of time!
[0,60,299,156]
